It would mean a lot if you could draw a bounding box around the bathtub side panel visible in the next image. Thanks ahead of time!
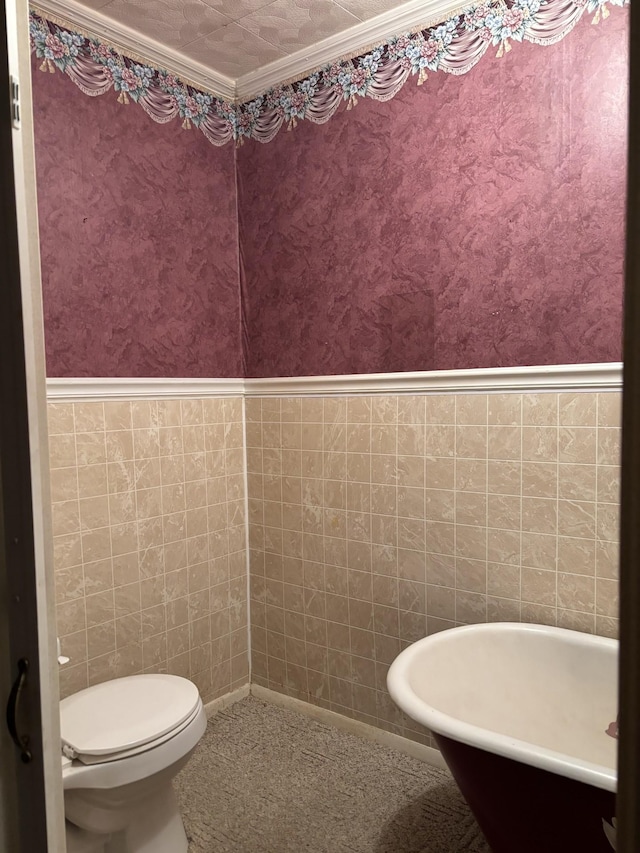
[435,735,616,853]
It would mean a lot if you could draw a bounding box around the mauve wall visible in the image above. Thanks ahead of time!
[33,61,241,378]
[238,12,628,378]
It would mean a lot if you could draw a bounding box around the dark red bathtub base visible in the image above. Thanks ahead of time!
[434,735,616,853]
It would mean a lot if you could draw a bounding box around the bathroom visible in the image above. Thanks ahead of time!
[0,0,630,849]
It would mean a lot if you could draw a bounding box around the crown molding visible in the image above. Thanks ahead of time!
[46,377,245,401]
[32,0,236,101]
[34,0,471,106]
[244,363,623,396]
[235,0,467,102]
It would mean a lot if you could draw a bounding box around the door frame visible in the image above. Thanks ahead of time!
[0,0,66,850]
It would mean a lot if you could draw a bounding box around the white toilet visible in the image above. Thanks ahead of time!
[60,674,207,853]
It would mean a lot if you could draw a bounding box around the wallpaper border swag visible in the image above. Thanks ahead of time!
[30,0,625,147]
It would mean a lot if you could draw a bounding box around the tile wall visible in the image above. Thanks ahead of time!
[246,391,621,745]
[48,396,248,702]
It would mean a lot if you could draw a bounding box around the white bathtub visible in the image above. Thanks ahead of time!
[387,623,618,853]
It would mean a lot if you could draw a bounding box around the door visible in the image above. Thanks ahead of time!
[0,0,66,850]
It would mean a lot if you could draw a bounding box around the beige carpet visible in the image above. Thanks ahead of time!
[174,696,490,853]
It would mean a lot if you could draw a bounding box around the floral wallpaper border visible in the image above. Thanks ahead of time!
[29,0,626,147]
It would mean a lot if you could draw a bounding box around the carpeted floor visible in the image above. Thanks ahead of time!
[175,696,490,853]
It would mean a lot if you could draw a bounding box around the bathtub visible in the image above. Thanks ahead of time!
[387,622,618,853]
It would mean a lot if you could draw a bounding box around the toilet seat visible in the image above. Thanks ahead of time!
[62,696,207,791]
[61,674,200,765]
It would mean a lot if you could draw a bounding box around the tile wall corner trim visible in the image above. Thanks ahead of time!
[46,377,245,402]
[251,684,449,772]
[203,683,250,720]
[45,363,623,402]
[244,362,623,397]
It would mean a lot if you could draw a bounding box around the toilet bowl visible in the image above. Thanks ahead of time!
[60,674,207,853]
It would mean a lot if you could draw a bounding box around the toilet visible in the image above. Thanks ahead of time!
[60,674,207,853]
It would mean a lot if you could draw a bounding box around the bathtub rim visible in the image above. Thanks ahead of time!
[387,622,618,793]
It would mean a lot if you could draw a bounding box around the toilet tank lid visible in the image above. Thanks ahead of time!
[60,674,201,758]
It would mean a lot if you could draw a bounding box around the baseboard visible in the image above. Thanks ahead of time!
[250,684,448,772]
[203,683,250,718]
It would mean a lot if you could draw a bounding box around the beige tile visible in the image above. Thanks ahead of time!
[104,402,133,431]
[106,430,134,462]
[57,598,87,636]
[557,537,595,576]
[455,590,487,623]
[53,533,82,571]
[488,395,521,426]
[371,396,397,424]
[76,432,107,465]
[597,393,621,427]
[597,503,619,543]
[558,464,596,502]
[558,394,596,427]
[87,621,116,660]
[84,558,114,595]
[85,590,115,628]
[522,427,557,462]
[557,500,596,539]
[487,563,520,599]
[455,492,486,527]
[455,525,486,561]
[425,457,454,490]
[487,596,521,622]
[57,661,92,697]
[397,396,424,424]
[424,425,455,457]
[456,426,487,459]
[487,529,520,566]
[52,500,81,537]
[47,403,74,435]
[50,467,78,503]
[522,462,557,499]
[425,396,455,424]
[49,433,76,469]
[596,541,619,580]
[558,428,596,464]
[522,394,558,425]
[181,399,204,426]
[82,528,112,563]
[455,558,486,593]
[487,494,520,531]
[79,496,110,532]
[597,428,621,466]
[597,466,620,504]
[397,455,424,488]
[77,463,108,498]
[522,497,557,535]
[74,402,105,433]
[54,566,84,604]
[557,573,595,613]
[107,461,135,494]
[487,460,520,496]
[487,426,520,461]
[455,459,486,493]
[425,521,454,556]
[557,609,595,634]
[521,532,556,570]
[131,401,158,430]
[111,522,138,556]
[456,395,487,425]
[521,567,556,607]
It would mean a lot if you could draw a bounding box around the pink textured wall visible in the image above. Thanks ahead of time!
[33,61,241,378]
[238,12,628,377]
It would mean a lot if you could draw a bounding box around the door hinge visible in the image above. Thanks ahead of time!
[10,75,20,130]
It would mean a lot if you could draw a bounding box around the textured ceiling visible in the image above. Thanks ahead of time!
[72,0,413,79]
